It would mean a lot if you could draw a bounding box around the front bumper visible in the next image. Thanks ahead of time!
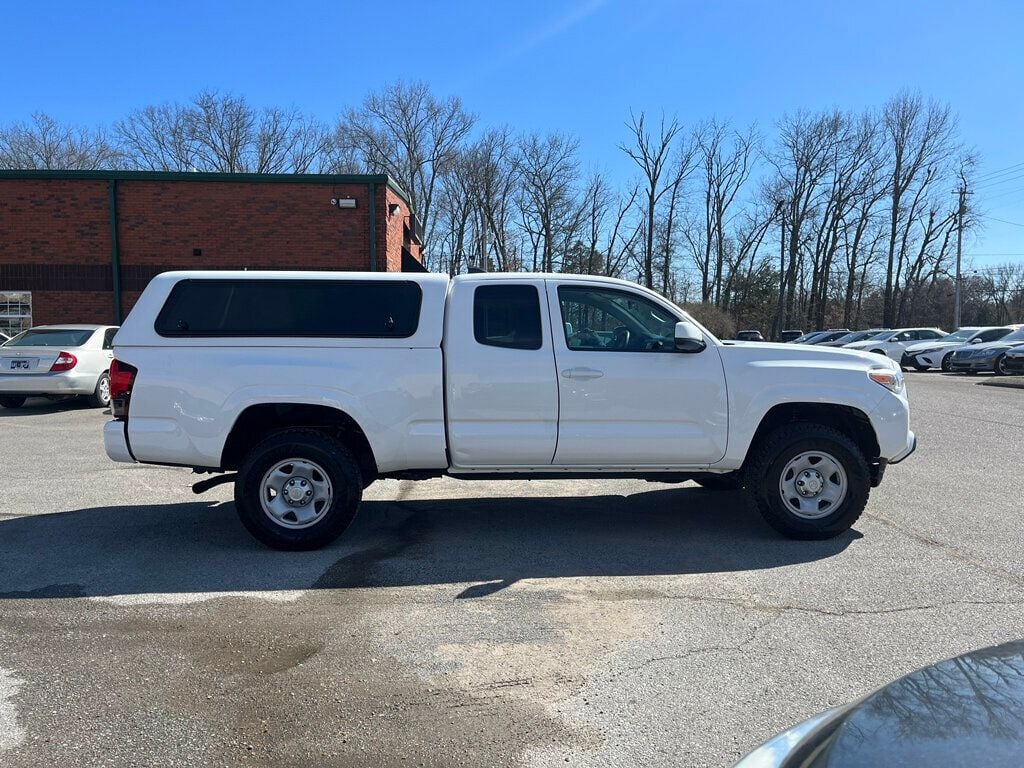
[949,358,997,373]
[1002,357,1024,374]
[104,420,136,463]
[0,370,98,395]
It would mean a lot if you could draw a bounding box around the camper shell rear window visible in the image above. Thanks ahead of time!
[155,279,422,338]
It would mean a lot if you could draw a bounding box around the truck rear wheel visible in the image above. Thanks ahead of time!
[746,423,869,540]
[235,429,362,550]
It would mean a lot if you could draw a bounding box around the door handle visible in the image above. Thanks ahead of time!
[561,367,604,380]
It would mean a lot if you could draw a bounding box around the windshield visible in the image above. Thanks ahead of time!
[1000,328,1024,343]
[4,328,94,347]
[864,330,894,341]
[833,331,869,344]
[794,332,825,343]
[945,328,979,342]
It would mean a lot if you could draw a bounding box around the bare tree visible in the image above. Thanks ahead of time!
[881,93,958,326]
[115,103,196,171]
[338,81,475,255]
[0,112,120,169]
[693,120,756,304]
[515,131,582,272]
[620,111,684,288]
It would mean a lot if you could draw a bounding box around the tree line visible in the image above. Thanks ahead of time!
[2,83,1021,337]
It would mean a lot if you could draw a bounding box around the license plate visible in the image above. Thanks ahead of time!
[4,358,37,371]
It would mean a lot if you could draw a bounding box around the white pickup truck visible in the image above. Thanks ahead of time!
[104,271,915,549]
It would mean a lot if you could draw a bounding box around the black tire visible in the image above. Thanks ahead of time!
[746,423,870,540]
[0,395,27,409]
[87,372,111,408]
[994,354,1009,376]
[941,353,953,372]
[912,363,929,372]
[693,472,743,491]
[234,429,363,550]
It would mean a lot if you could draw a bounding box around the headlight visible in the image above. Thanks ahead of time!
[868,369,904,394]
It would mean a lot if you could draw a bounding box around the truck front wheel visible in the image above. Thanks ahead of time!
[746,424,870,540]
[235,429,363,550]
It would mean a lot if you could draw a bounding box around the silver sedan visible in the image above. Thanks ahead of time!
[0,324,119,409]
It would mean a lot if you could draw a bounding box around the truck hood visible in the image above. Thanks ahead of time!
[716,341,897,371]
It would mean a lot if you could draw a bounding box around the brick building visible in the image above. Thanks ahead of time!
[0,170,424,333]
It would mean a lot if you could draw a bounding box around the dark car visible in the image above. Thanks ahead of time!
[779,329,804,343]
[1003,344,1024,374]
[735,639,1024,768]
[808,329,852,345]
[948,326,1024,375]
[735,330,766,342]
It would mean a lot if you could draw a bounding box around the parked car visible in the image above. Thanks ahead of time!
[104,270,915,550]
[808,329,852,344]
[948,326,1024,375]
[1003,344,1024,375]
[843,327,947,361]
[0,324,118,409]
[901,326,1016,371]
[778,329,804,343]
[790,330,847,344]
[735,639,1024,768]
[734,329,765,342]
[819,329,888,347]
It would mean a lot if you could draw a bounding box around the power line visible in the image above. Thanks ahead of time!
[981,215,1024,228]
[974,160,1024,182]
[972,171,1024,191]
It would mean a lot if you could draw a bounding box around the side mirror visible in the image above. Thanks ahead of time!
[970,337,982,344]
[674,321,706,353]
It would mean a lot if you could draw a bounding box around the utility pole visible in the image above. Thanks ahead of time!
[953,176,968,328]
[772,199,786,340]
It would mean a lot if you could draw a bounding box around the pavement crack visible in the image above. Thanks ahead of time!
[866,512,1024,587]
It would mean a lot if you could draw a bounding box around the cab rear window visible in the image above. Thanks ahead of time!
[155,279,422,338]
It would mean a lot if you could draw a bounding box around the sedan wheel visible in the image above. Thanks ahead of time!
[994,354,1010,376]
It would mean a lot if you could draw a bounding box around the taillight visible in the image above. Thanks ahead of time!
[49,351,78,372]
[109,359,138,419]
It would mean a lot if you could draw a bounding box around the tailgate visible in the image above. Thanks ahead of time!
[0,347,62,375]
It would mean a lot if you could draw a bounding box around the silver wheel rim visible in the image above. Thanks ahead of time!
[778,450,848,520]
[259,458,333,529]
[99,376,111,403]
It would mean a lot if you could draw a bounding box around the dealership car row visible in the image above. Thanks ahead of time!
[761,324,1024,375]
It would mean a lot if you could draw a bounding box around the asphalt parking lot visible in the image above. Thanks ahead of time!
[1,372,1023,767]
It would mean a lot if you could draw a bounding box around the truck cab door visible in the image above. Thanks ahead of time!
[444,279,559,468]
[547,280,728,467]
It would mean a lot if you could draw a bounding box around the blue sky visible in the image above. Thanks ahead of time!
[3,0,1023,268]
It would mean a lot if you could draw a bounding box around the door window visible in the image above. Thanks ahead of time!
[103,328,118,349]
[473,285,543,350]
[558,286,678,352]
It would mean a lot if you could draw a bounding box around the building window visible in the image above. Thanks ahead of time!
[155,279,422,338]
[473,285,543,350]
[0,292,32,337]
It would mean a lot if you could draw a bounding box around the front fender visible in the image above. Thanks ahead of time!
[713,361,887,468]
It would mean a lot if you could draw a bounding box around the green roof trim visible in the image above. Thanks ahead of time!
[0,169,412,206]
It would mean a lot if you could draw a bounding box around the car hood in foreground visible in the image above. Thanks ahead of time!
[735,639,1024,768]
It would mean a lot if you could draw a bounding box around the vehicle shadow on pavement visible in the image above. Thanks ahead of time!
[0,489,859,600]
[0,397,96,418]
